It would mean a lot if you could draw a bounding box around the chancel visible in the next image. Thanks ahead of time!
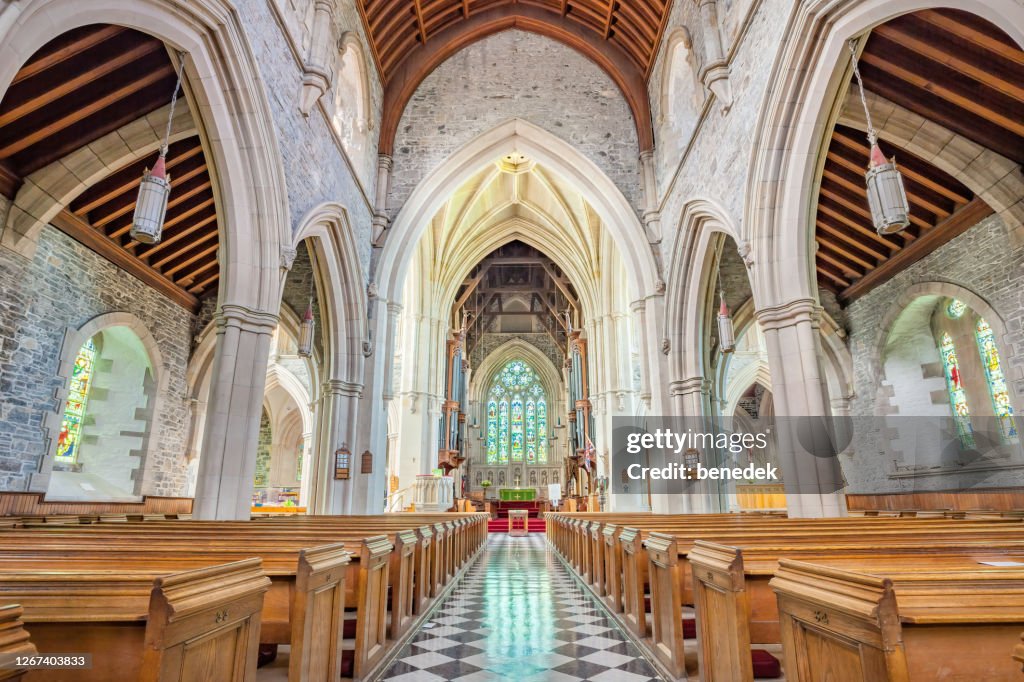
[0,1,1021,680]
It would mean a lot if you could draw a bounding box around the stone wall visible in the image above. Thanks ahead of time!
[0,227,194,494]
[235,0,380,275]
[844,213,1024,491]
[388,30,643,218]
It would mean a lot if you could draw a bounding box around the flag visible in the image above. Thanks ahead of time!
[583,437,595,472]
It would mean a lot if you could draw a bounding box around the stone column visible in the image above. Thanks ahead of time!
[372,155,393,245]
[297,0,335,115]
[695,0,732,110]
[756,299,846,517]
[193,304,278,520]
[639,150,662,244]
[666,376,715,513]
[312,378,363,514]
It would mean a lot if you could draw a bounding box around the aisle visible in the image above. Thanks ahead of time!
[378,534,662,681]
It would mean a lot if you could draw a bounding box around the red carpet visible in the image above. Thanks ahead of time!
[488,518,546,533]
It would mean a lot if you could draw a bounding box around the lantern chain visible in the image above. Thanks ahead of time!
[161,52,189,158]
[848,40,877,147]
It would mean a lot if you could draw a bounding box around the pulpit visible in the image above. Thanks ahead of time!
[508,509,529,536]
[413,475,454,512]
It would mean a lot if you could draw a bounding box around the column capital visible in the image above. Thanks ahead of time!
[217,304,279,335]
[323,378,363,398]
[754,298,821,332]
[377,154,394,172]
[669,376,709,396]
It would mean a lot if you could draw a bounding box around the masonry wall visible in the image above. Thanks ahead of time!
[843,213,1024,492]
[388,30,643,218]
[0,226,195,495]
[236,0,381,274]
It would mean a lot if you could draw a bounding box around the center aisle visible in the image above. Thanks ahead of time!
[378,534,663,681]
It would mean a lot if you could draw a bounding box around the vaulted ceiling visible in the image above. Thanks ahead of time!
[0,25,220,308]
[362,0,672,154]
[814,8,1022,302]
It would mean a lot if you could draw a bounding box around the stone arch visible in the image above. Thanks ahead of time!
[470,338,564,406]
[331,33,373,181]
[291,202,368,385]
[41,311,167,498]
[0,0,290,313]
[656,27,703,164]
[378,118,658,307]
[664,198,747,382]
[743,0,1024,309]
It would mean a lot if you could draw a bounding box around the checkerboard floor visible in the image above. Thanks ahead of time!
[377,534,662,681]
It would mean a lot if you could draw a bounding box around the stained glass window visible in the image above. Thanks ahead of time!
[525,401,537,463]
[486,400,498,464]
[939,332,974,448]
[947,299,967,319]
[55,338,97,463]
[975,318,1017,442]
[485,360,548,465]
[511,399,524,461]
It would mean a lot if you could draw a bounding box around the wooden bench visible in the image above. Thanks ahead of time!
[0,558,270,681]
[0,604,37,681]
[771,557,1024,681]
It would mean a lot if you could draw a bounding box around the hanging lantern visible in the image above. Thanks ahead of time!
[865,143,911,234]
[130,156,171,244]
[717,291,735,354]
[849,41,910,235]
[130,53,187,245]
[297,300,315,357]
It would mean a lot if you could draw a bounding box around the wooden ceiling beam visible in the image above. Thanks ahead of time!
[0,42,163,128]
[0,64,173,160]
[815,244,861,279]
[163,241,218,278]
[12,25,126,85]
[815,258,851,288]
[815,216,889,263]
[839,197,993,302]
[816,236,876,272]
[91,173,210,230]
[133,212,217,258]
[872,23,1024,102]
[916,9,1024,65]
[0,161,21,199]
[602,0,615,39]
[50,209,197,310]
[187,272,219,295]
[107,189,214,240]
[818,202,901,253]
[150,228,219,269]
[413,0,429,43]
[175,253,219,287]
[827,140,970,206]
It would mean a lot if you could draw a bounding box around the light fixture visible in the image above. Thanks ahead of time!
[717,272,735,354]
[298,299,315,358]
[849,40,910,235]
[131,53,188,244]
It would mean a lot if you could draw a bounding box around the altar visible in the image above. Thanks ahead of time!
[499,488,536,502]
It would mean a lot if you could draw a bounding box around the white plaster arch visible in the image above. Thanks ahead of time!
[377,118,659,304]
[39,312,168,493]
[265,365,314,436]
[723,362,773,417]
[291,202,368,384]
[0,0,290,313]
[744,0,1024,310]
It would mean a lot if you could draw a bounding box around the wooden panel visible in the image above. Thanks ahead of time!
[0,492,193,517]
[845,489,1024,512]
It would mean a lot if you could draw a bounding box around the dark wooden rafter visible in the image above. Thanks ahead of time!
[365,1,668,154]
[814,8,1020,301]
[0,26,221,308]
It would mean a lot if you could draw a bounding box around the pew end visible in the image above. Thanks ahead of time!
[0,605,37,681]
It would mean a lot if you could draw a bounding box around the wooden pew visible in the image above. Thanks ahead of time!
[770,558,1024,681]
[0,605,37,681]
[0,513,487,680]
[688,540,1024,681]
[0,558,270,681]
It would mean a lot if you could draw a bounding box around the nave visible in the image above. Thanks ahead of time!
[377,535,663,682]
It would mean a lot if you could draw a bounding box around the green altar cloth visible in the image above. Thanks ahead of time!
[499,488,536,501]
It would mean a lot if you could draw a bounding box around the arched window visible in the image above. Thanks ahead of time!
[485,360,548,464]
[938,331,973,447]
[976,318,1016,441]
[55,338,98,464]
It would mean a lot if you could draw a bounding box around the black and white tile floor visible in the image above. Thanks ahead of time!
[377,534,663,681]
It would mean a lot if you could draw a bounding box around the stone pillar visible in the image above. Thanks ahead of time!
[666,376,715,513]
[372,155,393,245]
[639,150,662,244]
[756,299,846,518]
[695,0,732,110]
[193,304,278,520]
[297,0,335,116]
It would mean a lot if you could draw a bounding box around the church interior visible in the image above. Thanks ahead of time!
[0,0,1021,679]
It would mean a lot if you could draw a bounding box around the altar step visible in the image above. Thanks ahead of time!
[487,518,547,533]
